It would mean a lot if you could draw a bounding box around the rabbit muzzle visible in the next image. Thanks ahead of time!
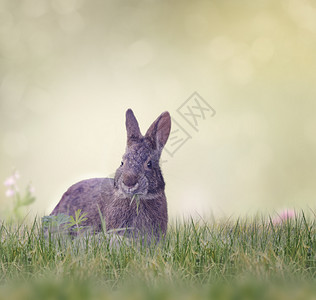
[123,182,139,194]
[122,174,138,187]
[119,173,148,196]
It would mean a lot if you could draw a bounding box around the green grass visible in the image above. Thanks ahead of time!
[0,212,315,299]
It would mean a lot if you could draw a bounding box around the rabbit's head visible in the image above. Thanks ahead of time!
[114,109,171,198]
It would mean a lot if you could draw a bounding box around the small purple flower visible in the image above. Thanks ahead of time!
[28,185,35,195]
[4,176,16,187]
[273,209,295,225]
[5,189,15,197]
[4,170,20,198]
[279,209,295,219]
[4,170,20,187]
[13,170,20,180]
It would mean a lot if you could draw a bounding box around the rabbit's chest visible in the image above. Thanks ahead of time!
[107,199,159,231]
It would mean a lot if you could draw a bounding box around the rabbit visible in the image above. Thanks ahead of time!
[49,109,171,241]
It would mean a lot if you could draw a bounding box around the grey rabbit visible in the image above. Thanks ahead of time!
[50,109,171,241]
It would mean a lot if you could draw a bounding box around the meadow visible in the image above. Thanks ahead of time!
[1,0,316,298]
[0,212,315,300]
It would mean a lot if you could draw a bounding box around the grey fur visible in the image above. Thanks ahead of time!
[50,109,171,241]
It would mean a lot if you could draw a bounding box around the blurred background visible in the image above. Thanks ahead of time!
[0,0,316,218]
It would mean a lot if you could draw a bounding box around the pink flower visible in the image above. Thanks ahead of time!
[4,176,16,187]
[4,170,20,198]
[3,170,20,187]
[28,185,35,195]
[279,209,295,219]
[13,170,20,180]
[5,189,15,197]
[273,209,295,225]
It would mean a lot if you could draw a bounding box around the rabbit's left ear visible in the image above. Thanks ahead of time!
[145,111,171,153]
[126,109,141,146]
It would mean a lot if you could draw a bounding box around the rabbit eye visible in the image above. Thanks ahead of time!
[120,161,124,167]
[147,161,152,169]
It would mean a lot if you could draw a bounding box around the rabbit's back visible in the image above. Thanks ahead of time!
[50,178,114,230]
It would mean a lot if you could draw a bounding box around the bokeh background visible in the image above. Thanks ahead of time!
[1,0,316,218]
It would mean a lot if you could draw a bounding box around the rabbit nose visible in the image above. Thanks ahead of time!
[123,174,138,187]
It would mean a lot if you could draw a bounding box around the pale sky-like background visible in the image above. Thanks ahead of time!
[1,0,316,218]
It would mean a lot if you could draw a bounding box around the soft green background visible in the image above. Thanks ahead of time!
[0,0,315,218]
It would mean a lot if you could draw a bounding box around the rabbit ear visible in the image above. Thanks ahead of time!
[145,111,171,153]
[126,109,141,145]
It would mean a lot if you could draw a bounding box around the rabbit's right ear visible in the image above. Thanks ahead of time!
[126,109,141,146]
[145,111,171,154]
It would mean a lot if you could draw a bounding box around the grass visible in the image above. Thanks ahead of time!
[0,212,315,299]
